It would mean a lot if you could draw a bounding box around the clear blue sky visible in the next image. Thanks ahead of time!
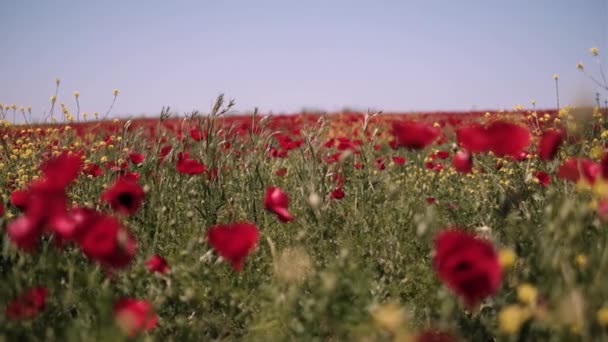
[1,0,607,119]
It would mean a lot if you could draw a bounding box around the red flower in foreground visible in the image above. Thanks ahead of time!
[452,150,473,174]
[264,186,294,222]
[39,151,83,190]
[114,298,158,336]
[557,158,600,184]
[7,215,42,251]
[457,121,531,158]
[601,153,608,178]
[433,229,501,308]
[5,287,48,320]
[128,152,145,165]
[101,179,145,215]
[538,129,564,161]
[485,121,531,158]
[0,202,3,217]
[415,330,458,342]
[146,254,170,274]
[391,120,440,149]
[207,222,259,271]
[176,152,206,175]
[597,198,608,221]
[76,213,137,269]
[456,124,490,153]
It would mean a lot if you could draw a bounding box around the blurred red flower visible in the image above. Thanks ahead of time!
[392,156,407,165]
[452,150,473,174]
[538,129,564,161]
[176,152,206,175]
[433,228,501,308]
[330,187,345,200]
[535,171,551,186]
[83,163,103,177]
[146,254,170,274]
[10,189,29,211]
[114,298,158,336]
[39,151,82,190]
[415,330,458,342]
[207,222,259,271]
[5,286,48,320]
[101,179,145,215]
[457,121,531,158]
[557,158,600,184]
[264,186,294,222]
[456,124,490,153]
[485,121,531,158]
[77,214,137,269]
[128,152,145,165]
[391,120,440,149]
[189,127,204,141]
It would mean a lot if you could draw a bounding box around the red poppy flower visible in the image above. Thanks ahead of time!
[601,153,608,179]
[5,286,48,320]
[7,215,42,251]
[425,162,443,172]
[426,197,436,204]
[457,121,531,158]
[146,254,170,274]
[435,150,450,159]
[485,121,531,158]
[375,156,386,170]
[456,124,491,153]
[207,222,259,271]
[189,127,204,141]
[330,187,345,199]
[264,186,294,222]
[0,202,3,217]
[433,228,501,308]
[538,129,564,161]
[275,168,287,176]
[10,189,29,211]
[535,171,551,186]
[159,145,173,162]
[119,171,140,183]
[77,214,137,269]
[176,152,206,175]
[114,298,158,336]
[391,120,440,149]
[83,163,103,177]
[128,152,145,165]
[392,156,407,165]
[597,198,608,221]
[78,215,120,259]
[415,330,458,342]
[557,158,600,184]
[452,150,473,174]
[39,152,82,190]
[101,179,145,215]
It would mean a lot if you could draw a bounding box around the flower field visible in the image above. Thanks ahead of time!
[2,97,608,341]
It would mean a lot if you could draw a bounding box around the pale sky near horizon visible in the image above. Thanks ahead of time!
[1,0,607,120]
